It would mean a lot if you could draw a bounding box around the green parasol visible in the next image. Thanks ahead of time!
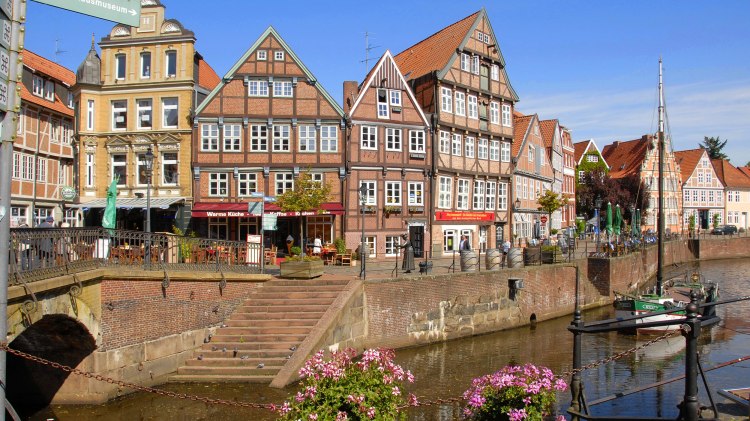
[102,176,119,230]
[605,202,613,237]
[614,204,622,236]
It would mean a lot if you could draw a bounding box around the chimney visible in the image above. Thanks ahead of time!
[343,81,359,113]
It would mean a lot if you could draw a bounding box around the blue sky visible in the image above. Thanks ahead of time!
[25,1,750,165]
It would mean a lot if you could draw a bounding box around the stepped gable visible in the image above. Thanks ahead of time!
[21,50,75,116]
[601,135,651,179]
[712,159,750,189]
[673,148,705,184]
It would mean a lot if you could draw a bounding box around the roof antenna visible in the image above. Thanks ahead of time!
[54,39,67,63]
[360,32,380,72]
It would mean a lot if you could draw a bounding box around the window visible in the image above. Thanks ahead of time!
[201,124,219,151]
[465,136,475,158]
[361,126,377,150]
[377,89,389,118]
[461,53,470,71]
[490,140,500,161]
[360,181,376,205]
[62,121,72,144]
[115,54,126,80]
[50,119,60,143]
[706,172,712,184]
[274,51,284,61]
[452,134,462,156]
[528,145,534,162]
[209,173,229,196]
[385,181,402,205]
[136,99,152,129]
[500,141,510,162]
[488,181,499,210]
[275,173,294,195]
[11,207,27,226]
[248,79,269,96]
[165,50,177,77]
[364,236,376,258]
[36,158,46,182]
[299,125,316,152]
[468,95,478,119]
[34,208,52,227]
[321,126,338,152]
[439,130,450,154]
[161,98,177,129]
[441,87,452,113]
[67,92,74,108]
[409,130,425,153]
[250,124,268,151]
[473,180,485,210]
[735,191,740,202]
[457,179,470,210]
[385,128,401,151]
[86,100,94,131]
[491,64,500,81]
[408,182,423,206]
[443,229,456,252]
[471,55,479,75]
[490,102,499,124]
[85,153,95,187]
[112,100,127,130]
[238,173,257,197]
[385,236,401,256]
[112,154,127,185]
[224,124,242,152]
[478,138,488,159]
[709,190,714,203]
[498,181,508,210]
[455,92,466,116]
[310,173,324,185]
[162,152,178,185]
[697,172,704,184]
[137,152,151,185]
[390,90,401,106]
[257,50,267,60]
[586,154,599,163]
[274,80,293,97]
[272,125,290,152]
[140,52,151,78]
[43,80,54,101]
[32,75,44,96]
[501,104,511,127]
[438,176,452,209]
[578,170,585,180]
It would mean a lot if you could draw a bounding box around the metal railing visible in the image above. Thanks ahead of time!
[7,227,263,286]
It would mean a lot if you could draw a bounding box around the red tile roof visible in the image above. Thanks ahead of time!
[712,159,750,188]
[739,166,750,180]
[197,57,220,91]
[601,136,652,179]
[20,50,75,117]
[512,114,533,156]
[573,140,589,163]
[539,119,558,149]
[673,148,706,184]
[394,11,479,80]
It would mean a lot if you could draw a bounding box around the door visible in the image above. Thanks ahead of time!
[495,223,504,249]
[409,225,424,258]
[479,226,488,252]
[699,210,709,229]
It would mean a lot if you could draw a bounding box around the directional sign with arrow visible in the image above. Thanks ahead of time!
[33,0,140,27]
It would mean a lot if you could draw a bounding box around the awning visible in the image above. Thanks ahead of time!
[71,197,186,209]
[191,202,345,218]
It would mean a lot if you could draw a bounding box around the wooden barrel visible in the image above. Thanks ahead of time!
[508,247,524,268]
[459,250,478,272]
[485,248,501,271]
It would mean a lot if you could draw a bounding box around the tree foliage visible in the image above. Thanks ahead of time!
[699,136,728,160]
[275,170,332,212]
[537,190,566,217]
[575,168,648,222]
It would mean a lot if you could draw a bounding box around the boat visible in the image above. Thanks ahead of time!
[612,59,720,334]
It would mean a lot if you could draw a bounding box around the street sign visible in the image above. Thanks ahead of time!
[32,0,141,27]
[262,214,277,231]
[247,201,263,216]
[0,0,10,18]
[0,15,10,50]
[540,216,548,224]
[264,196,276,203]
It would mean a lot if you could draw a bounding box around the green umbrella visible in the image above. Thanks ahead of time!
[605,202,613,237]
[102,176,119,230]
[614,204,622,236]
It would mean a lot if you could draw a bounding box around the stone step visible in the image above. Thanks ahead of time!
[251,291,342,299]
[244,297,336,306]
[169,374,274,383]
[224,319,318,328]
[267,279,350,287]
[209,333,308,343]
[238,304,331,313]
[217,325,313,334]
[184,357,287,367]
[259,285,349,293]
[199,341,300,351]
[177,365,280,377]
[230,311,326,320]
[194,349,295,359]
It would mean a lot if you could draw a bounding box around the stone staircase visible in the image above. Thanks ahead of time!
[170,277,351,383]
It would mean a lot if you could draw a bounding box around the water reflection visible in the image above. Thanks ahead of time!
[31,259,750,420]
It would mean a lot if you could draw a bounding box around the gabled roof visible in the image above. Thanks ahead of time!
[349,50,430,128]
[601,136,652,179]
[573,139,609,169]
[195,26,343,117]
[197,56,220,91]
[539,119,558,149]
[712,159,750,189]
[673,148,707,184]
[394,9,518,101]
[739,166,750,180]
[512,113,533,157]
[21,50,75,117]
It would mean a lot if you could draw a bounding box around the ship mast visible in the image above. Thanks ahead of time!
[656,57,665,296]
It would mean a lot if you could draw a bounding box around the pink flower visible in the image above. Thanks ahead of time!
[308,413,318,420]
[391,386,401,396]
[366,407,376,419]
[508,408,528,420]
[336,412,349,420]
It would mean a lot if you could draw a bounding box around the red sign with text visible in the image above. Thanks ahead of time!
[434,211,495,222]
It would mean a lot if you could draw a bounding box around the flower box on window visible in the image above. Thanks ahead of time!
[361,205,377,214]
[408,206,425,214]
[383,205,402,215]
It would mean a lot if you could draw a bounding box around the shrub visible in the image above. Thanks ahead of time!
[286,255,322,262]
[277,348,417,420]
[462,363,567,421]
[334,237,347,254]
[550,228,558,235]
[290,245,302,256]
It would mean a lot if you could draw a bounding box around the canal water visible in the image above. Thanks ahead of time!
[30,258,750,420]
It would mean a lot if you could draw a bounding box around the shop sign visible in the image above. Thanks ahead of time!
[434,211,495,222]
[262,214,277,231]
[61,186,77,201]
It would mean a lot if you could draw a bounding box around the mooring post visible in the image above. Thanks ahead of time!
[569,265,582,421]
[681,291,701,421]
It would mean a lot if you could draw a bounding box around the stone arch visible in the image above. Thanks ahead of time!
[6,314,96,417]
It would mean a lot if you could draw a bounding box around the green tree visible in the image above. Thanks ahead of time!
[537,190,566,237]
[275,170,332,253]
[699,136,728,160]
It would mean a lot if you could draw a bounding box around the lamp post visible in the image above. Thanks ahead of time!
[595,196,603,252]
[144,147,154,268]
[359,184,367,280]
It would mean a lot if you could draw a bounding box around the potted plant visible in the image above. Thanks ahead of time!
[541,245,562,264]
[333,237,346,255]
[172,226,198,263]
[280,254,324,278]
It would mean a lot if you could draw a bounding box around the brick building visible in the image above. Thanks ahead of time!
[395,9,517,253]
[10,50,75,226]
[342,50,432,258]
[560,126,576,228]
[191,26,345,248]
[72,0,219,231]
[539,119,564,231]
[674,148,721,231]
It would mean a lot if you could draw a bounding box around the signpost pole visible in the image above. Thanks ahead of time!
[0,1,26,419]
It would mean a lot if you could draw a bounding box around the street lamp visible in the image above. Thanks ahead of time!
[358,183,367,280]
[594,196,603,252]
[144,147,154,267]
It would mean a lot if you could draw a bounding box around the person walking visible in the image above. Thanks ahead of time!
[400,233,415,273]
[459,235,471,251]
[502,239,511,267]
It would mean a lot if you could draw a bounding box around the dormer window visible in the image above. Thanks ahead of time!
[44,80,55,101]
[32,75,44,97]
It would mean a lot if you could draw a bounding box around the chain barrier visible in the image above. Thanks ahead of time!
[1,327,682,412]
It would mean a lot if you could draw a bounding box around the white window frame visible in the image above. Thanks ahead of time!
[32,75,44,96]
[455,91,466,116]
[250,124,268,152]
[223,124,242,152]
[390,90,401,106]
[44,80,54,101]
[209,173,229,197]
[63,121,72,144]
[385,236,401,256]
[501,104,512,127]
[273,80,293,97]
[36,157,47,182]
[201,123,219,151]
[272,124,290,152]
[377,88,389,118]
[298,125,316,152]
[360,181,376,206]
[471,55,479,75]
[248,80,269,97]
[137,152,150,186]
[528,145,534,163]
[500,141,510,162]
[364,236,376,258]
[478,138,488,160]
[468,95,478,119]
[161,152,178,185]
[473,180,485,210]
[115,54,126,80]
[140,51,151,78]
[490,102,500,124]
[85,153,95,187]
[491,64,500,81]
[86,100,94,131]
[165,50,177,77]
[438,176,452,209]
[385,128,402,151]
[361,126,377,150]
[408,181,424,206]
[274,51,285,61]
[136,98,152,129]
[465,136,475,158]
[257,50,267,61]
[238,173,258,197]
[461,53,470,71]
[112,100,127,130]
[409,130,425,153]
[439,130,450,154]
[111,154,127,185]
[275,173,294,195]
[452,133,462,156]
[490,140,500,161]
[162,97,178,128]
[457,179,470,210]
[441,87,452,113]
[385,181,402,206]
[321,125,338,152]
[487,181,498,210]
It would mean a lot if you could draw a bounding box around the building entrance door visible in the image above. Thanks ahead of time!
[409,225,424,258]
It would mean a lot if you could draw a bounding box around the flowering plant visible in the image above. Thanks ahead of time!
[277,347,418,420]
[462,363,567,421]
